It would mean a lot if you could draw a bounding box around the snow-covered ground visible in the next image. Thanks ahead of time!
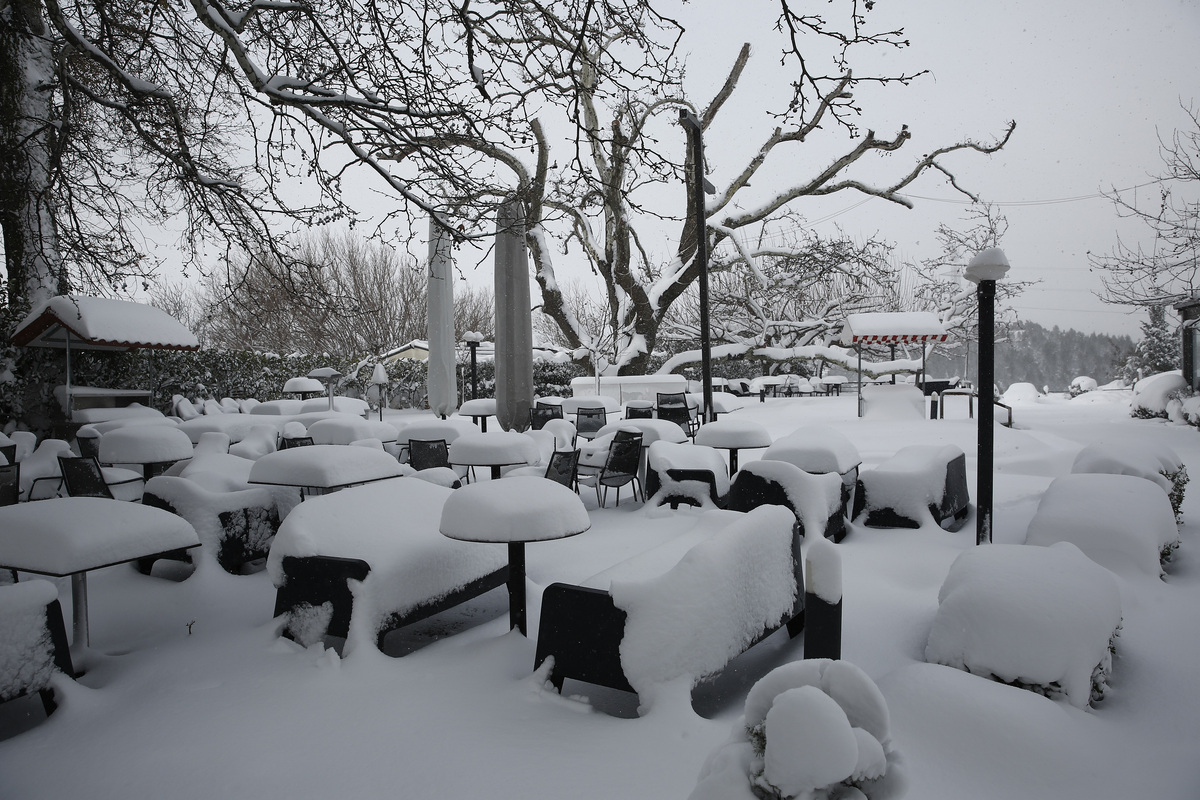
[2,390,1198,799]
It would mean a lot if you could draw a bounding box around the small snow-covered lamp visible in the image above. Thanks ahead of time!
[307,367,344,412]
[964,247,1008,545]
[370,363,389,421]
[462,331,484,401]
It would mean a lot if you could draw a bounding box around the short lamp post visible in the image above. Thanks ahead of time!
[964,247,1010,545]
[463,331,483,400]
[307,367,344,413]
[370,363,389,421]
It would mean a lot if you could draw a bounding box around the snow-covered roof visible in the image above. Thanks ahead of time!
[10,295,199,351]
[839,312,947,345]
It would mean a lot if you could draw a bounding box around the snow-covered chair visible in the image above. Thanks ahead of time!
[644,440,729,509]
[727,459,845,541]
[228,425,280,460]
[172,395,201,421]
[854,444,969,531]
[142,472,280,574]
[535,505,804,704]
[0,581,75,717]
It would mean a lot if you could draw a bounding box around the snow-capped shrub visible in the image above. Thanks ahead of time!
[926,543,1122,708]
[1070,441,1188,524]
[1068,376,1098,397]
[690,659,891,800]
[1026,473,1179,577]
[1130,371,1187,420]
[999,382,1041,404]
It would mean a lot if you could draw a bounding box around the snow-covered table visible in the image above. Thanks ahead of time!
[448,431,540,480]
[247,445,404,498]
[440,477,590,635]
[98,424,195,480]
[457,398,498,432]
[694,417,773,473]
[0,498,200,649]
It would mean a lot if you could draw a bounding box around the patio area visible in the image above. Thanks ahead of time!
[1,391,1197,800]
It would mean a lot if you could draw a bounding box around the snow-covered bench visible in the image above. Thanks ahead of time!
[534,505,804,704]
[268,478,508,655]
[854,444,969,531]
[726,460,846,542]
[0,581,74,717]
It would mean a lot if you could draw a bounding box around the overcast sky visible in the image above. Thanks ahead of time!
[670,0,1200,337]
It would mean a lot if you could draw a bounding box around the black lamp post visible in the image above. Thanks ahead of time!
[679,108,717,425]
[964,247,1010,545]
[463,331,483,400]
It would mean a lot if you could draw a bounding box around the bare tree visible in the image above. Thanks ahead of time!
[433,3,1016,374]
[184,231,492,356]
[1091,103,1200,307]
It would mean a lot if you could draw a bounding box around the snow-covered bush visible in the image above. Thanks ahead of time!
[1068,376,1098,397]
[1026,473,1180,576]
[1071,441,1188,524]
[1130,371,1187,420]
[926,543,1122,708]
[999,382,1041,404]
[690,659,891,800]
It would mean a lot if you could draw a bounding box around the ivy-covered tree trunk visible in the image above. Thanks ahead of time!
[0,0,61,310]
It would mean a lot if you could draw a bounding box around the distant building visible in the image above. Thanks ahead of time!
[1175,298,1200,390]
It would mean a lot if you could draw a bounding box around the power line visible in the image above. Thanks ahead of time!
[898,179,1171,208]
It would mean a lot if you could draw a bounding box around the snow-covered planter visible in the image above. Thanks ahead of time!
[1130,371,1187,420]
[1070,441,1188,525]
[1025,473,1180,576]
[690,659,891,800]
[1068,376,1098,397]
[926,543,1122,709]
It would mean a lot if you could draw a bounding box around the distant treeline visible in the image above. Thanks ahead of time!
[926,322,1136,392]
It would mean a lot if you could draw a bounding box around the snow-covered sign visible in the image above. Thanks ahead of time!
[838,312,948,345]
[10,294,199,351]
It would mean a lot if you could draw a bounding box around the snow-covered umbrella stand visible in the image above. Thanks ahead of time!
[426,216,458,419]
[494,200,533,432]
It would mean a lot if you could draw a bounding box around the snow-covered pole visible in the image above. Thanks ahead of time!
[965,248,1010,545]
[679,109,715,425]
[804,536,842,661]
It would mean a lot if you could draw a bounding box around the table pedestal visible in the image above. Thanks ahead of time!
[508,542,526,635]
[71,572,89,648]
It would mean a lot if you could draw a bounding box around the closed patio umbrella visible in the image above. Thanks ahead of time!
[494,199,533,432]
[426,216,458,418]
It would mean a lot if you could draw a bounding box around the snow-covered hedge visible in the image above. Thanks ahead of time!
[690,659,891,800]
[1026,473,1180,576]
[1070,441,1188,524]
[926,543,1122,709]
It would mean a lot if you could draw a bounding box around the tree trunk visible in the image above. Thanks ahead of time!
[0,0,61,309]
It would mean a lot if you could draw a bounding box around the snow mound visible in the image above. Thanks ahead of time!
[1000,382,1041,404]
[0,581,61,702]
[1025,473,1179,577]
[926,543,1122,708]
[860,384,925,419]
